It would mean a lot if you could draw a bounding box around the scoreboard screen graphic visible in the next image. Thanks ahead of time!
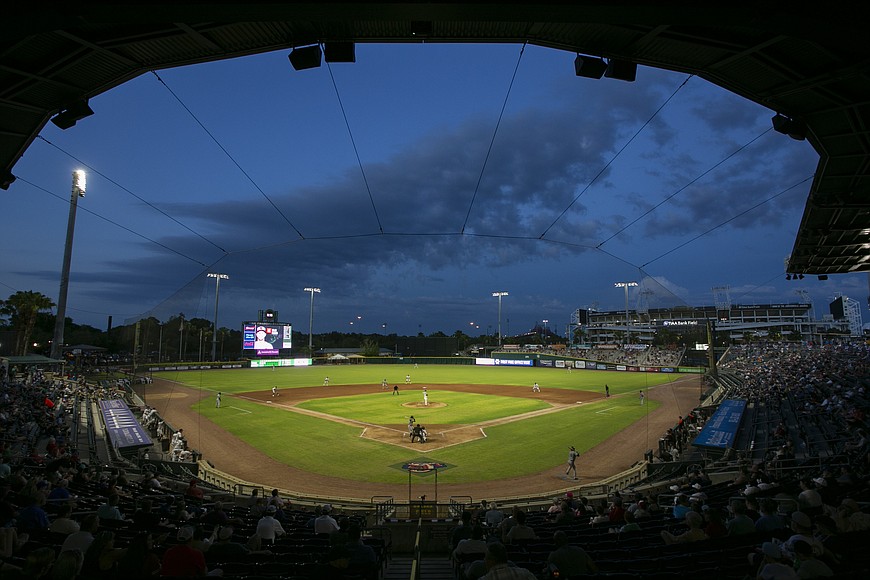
[243,322,292,355]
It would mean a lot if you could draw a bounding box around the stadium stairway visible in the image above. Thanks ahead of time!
[384,555,453,580]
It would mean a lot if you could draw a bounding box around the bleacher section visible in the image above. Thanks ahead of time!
[2,341,869,579]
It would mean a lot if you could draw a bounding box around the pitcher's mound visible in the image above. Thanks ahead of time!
[402,401,447,409]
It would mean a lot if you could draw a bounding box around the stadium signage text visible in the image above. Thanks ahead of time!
[99,399,152,450]
[692,399,746,449]
[663,320,699,326]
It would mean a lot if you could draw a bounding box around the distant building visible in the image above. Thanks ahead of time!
[575,302,850,345]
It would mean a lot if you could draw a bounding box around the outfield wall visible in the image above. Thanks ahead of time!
[142,355,702,373]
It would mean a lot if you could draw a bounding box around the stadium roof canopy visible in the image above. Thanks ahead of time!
[2,3,869,275]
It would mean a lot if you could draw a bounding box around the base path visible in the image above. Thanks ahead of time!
[144,375,702,501]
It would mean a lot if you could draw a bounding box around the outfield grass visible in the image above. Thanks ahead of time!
[154,365,674,484]
[154,364,677,395]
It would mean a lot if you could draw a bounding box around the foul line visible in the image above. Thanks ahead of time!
[595,407,617,414]
[229,406,251,414]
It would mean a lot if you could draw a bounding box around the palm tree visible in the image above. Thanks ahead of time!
[0,290,56,355]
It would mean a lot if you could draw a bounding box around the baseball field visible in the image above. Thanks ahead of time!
[144,363,701,499]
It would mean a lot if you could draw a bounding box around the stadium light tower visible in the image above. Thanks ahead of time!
[304,287,320,354]
[51,170,86,360]
[492,291,509,347]
[614,281,638,344]
[207,273,228,360]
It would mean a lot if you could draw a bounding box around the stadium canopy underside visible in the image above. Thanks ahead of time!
[2,3,869,275]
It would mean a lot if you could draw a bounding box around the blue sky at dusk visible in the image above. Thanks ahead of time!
[2,43,866,338]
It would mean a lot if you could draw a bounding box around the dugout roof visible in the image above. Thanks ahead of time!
[2,3,869,275]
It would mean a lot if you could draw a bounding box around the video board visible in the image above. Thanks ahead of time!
[242,322,292,356]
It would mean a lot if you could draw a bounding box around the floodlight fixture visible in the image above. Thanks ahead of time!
[324,42,355,63]
[1,168,16,190]
[772,113,807,140]
[604,59,637,82]
[574,54,607,79]
[288,45,322,70]
[72,169,86,197]
[51,100,94,130]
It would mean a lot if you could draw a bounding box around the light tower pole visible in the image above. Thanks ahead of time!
[51,170,86,360]
[492,291,509,347]
[207,273,228,361]
[614,281,638,344]
[304,287,320,355]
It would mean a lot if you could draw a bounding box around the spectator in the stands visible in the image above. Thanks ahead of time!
[450,510,474,551]
[314,504,340,535]
[607,497,626,523]
[744,496,762,521]
[116,531,162,579]
[6,546,55,580]
[139,471,164,492]
[836,498,870,532]
[661,510,708,545]
[198,501,243,527]
[726,501,757,536]
[160,525,216,577]
[702,506,727,539]
[504,509,537,543]
[249,496,268,519]
[793,539,834,578]
[49,503,79,535]
[16,495,50,536]
[781,512,824,559]
[484,501,504,528]
[813,515,844,568]
[672,494,692,520]
[589,504,609,526]
[797,478,824,517]
[452,525,488,566]
[344,522,377,574]
[96,493,124,521]
[61,514,99,554]
[81,530,125,579]
[546,530,598,577]
[755,498,787,534]
[633,500,651,520]
[554,500,575,525]
[482,541,536,579]
[256,505,286,543]
[496,506,521,540]
[618,510,641,533]
[267,488,286,510]
[49,548,84,580]
[208,524,271,562]
[184,479,204,501]
[754,541,798,580]
[46,478,73,506]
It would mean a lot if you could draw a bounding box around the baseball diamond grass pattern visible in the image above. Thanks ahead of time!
[297,391,550,424]
[154,365,675,483]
